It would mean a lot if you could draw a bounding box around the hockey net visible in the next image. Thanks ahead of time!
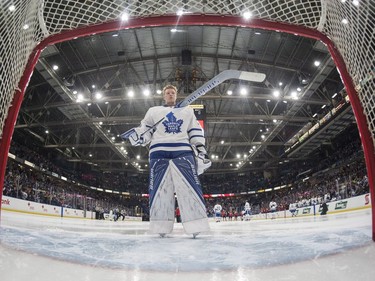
[0,1,374,236]
[0,0,374,145]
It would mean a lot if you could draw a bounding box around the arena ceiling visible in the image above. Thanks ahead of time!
[13,24,355,174]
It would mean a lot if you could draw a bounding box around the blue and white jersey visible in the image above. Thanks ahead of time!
[214,204,222,214]
[139,105,205,158]
[244,202,251,211]
[269,201,277,212]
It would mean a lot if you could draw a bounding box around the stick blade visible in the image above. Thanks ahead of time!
[238,72,266,82]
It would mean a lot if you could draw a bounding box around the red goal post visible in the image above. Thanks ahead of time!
[0,1,374,239]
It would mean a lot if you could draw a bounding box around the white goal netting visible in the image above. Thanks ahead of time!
[0,0,374,147]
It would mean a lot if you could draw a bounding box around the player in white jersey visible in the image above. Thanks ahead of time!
[269,199,277,219]
[288,202,297,217]
[122,85,211,238]
[213,203,222,222]
[243,201,252,221]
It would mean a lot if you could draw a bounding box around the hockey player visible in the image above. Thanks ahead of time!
[269,199,277,219]
[243,201,252,221]
[288,202,297,217]
[122,85,211,238]
[213,203,222,222]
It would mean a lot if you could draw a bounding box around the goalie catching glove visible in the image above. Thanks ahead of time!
[192,145,212,175]
[120,127,151,146]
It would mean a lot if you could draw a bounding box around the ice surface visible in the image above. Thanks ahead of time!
[0,209,374,281]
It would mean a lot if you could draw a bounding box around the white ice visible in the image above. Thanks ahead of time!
[0,209,374,281]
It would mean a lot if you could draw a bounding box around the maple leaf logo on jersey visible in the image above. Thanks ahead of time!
[163,112,183,134]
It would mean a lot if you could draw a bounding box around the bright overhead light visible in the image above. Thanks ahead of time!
[72,90,77,94]
[45,130,49,134]
[127,90,134,97]
[243,11,252,20]
[76,94,84,102]
[255,32,261,35]
[8,5,16,11]
[143,89,150,96]
[156,89,162,95]
[23,24,29,30]
[321,104,327,109]
[273,90,280,97]
[95,92,103,100]
[278,82,283,86]
[273,119,277,123]
[297,87,302,92]
[240,88,247,96]
[112,33,119,37]
[352,0,359,6]
[266,99,271,103]
[314,61,321,67]
[227,90,233,95]
[99,121,103,125]
[236,154,241,159]
[291,91,298,100]
[52,65,59,70]
[332,93,338,98]
[136,155,141,160]
[121,13,129,21]
[341,18,349,24]
[220,140,225,144]
[171,28,177,33]
[313,113,318,117]
[92,85,96,89]
[261,135,265,139]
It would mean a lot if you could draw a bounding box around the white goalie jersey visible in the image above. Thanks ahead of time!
[136,105,206,156]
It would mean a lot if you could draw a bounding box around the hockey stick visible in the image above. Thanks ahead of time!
[121,116,165,140]
[176,70,266,107]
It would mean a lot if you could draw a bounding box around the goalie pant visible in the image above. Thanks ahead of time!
[148,152,210,235]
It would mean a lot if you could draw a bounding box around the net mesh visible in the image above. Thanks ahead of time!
[0,0,374,147]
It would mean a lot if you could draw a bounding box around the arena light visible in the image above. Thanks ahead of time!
[243,11,252,20]
[8,5,16,11]
[120,13,129,21]
[240,87,247,96]
[95,92,102,100]
[143,89,150,96]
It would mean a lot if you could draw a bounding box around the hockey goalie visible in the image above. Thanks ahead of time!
[121,84,211,238]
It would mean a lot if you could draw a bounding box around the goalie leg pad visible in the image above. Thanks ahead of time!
[148,159,175,235]
[170,156,210,234]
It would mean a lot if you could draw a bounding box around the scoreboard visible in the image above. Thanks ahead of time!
[190,104,206,129]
